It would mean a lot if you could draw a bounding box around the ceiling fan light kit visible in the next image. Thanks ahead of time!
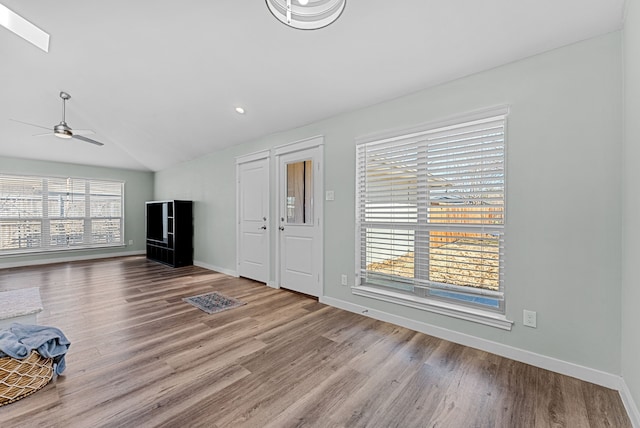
[265,0,346,30]
[54,125,72,139]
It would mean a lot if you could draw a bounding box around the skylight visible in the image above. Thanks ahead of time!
[0,4,49,52]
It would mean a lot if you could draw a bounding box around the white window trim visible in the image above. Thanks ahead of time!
[354,105,512,329]
[355,105,510,146]
[0,241,126,258]
[352,284,513,330]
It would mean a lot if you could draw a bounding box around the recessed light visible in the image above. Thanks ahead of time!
[235,107,245,114]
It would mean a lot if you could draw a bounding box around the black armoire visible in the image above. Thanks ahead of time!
[145,200,193,267]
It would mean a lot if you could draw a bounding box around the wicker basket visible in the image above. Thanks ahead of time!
[0,351,54,407]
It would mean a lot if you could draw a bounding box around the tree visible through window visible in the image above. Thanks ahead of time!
[356,111,506,312]
[0,174,124,254]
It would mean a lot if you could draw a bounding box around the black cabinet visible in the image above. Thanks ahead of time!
[146,200,193,267]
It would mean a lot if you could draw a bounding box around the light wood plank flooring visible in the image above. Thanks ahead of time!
[0,256,631,427]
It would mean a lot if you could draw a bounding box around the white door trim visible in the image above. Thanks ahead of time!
[275,136,324,296]
[274,135,324,156]
[236,149,271,164]
[236,150,271,284]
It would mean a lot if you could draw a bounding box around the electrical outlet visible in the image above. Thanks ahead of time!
[341,274,348,286]
[523,310,537,328]
[128,240,134,246]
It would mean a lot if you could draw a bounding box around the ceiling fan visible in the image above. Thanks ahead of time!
[11,92,104,146]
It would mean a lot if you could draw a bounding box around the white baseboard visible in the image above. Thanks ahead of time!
[0,250,145,269]
[193,260,238,277]
[320,295,624,391]
[621,380,640,428]
[194,262,276,286]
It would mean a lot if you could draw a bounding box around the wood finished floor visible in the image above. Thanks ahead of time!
[0,256,631,428]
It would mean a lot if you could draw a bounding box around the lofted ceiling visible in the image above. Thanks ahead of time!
[0,0,625,172]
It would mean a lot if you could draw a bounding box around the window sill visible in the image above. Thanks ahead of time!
[0,243,125,258]
[351,285,513,331]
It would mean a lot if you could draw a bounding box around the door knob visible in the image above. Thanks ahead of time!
[260,225,267,230]
[279,226,285,231]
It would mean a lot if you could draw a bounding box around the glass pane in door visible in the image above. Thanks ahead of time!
[286,160,312,224]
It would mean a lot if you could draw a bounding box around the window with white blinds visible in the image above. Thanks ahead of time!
[356,111,506,313]
[0,174,124,254]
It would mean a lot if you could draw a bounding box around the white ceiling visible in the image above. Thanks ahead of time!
[0,0,625,172]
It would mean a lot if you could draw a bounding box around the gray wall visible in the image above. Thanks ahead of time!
[623,0,640,414]
[156,32,623,376]
[0,156,154,266]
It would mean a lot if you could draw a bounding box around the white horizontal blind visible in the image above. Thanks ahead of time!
[356,114,506,311]
[89,180,123,245]
[0,174,124,254]
[48,177,86,247]
[0,175,43,251]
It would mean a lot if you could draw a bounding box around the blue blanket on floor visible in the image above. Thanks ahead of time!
[0,323,70,375]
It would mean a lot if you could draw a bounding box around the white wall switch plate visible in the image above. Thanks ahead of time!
[341,274,348,286]
[326,190,335,201]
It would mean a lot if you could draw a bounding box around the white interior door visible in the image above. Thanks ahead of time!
[237,155,269,283]
[277,144,323,297]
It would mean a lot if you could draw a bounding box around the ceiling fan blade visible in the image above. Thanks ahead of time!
[71,129,96,136]
[72,135,104,146]
[33,132,55,137]
[10,118,52,131]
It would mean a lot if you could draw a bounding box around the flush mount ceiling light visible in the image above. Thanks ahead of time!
[266,0,346,30]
